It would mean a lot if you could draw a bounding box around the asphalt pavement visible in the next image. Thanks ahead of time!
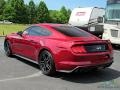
[0,37,120,90]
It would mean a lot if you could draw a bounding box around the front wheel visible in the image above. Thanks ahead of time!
[4,41,12,57]
[39,50,56,76]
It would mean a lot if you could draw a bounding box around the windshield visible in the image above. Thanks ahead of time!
[106,3,120,21]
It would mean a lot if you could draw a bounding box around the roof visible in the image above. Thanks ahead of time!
[35,23,64,27]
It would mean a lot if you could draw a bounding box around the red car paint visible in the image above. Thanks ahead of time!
[5,23,113,72]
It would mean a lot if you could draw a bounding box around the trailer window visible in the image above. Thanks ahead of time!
[52,26,91,37]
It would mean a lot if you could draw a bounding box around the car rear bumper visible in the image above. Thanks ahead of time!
[57,58,113,73]
[57,61,113,73]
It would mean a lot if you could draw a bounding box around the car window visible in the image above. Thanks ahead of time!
[23,27,32,35]
[29,26,51,36]
[52,26,91,37]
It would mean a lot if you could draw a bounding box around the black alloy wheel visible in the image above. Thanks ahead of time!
[39,50,56,76]
[4,41,12,57]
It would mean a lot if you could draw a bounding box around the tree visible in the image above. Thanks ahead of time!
[49,10,63,23]
[3,0,28,23]
[3,3,15,21]
[67,9,71,20]
[0,0,5,13]
[0,0,5,20]
[49,7,71,24]
[49,10,60,23]
[4,0,27,23]
[13,0,27,23]
[37,1,49,23]
[59,6,70,24]
[28,0,36,24]
[1,0,71,24]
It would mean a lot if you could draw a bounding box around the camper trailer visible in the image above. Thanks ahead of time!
[69,7,105,37]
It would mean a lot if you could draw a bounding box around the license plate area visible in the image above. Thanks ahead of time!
[85,44,108,53]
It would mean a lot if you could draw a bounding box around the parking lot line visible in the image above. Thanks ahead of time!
[0,71,42,82]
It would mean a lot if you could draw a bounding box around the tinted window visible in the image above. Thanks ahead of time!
[52,26,91,37]
[28,26,51,36]
[23,27,32,35]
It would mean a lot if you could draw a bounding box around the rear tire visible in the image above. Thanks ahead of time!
[39,50,56,76]
[4,41,12,57]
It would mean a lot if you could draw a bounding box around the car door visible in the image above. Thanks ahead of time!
[13,26,51,61]
[22,26,52,61]
[21,26,41,60]
[12,27,31,56]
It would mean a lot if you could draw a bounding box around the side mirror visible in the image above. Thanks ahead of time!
[97,17,103,23]
[17,31,23,36]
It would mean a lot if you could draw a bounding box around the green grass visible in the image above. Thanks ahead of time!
[0,24,28,36]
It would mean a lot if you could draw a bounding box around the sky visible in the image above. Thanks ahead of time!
[24,0,107,10]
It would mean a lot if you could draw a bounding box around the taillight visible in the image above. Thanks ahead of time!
[71,45,86,54]
[107,40,113,51]
[108,41,113,51]
[109,44,113,50]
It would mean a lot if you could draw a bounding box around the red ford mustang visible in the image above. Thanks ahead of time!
[4,23,113,75]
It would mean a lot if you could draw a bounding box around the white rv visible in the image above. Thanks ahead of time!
[102,0,120,45]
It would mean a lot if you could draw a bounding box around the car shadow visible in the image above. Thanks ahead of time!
[11,56,120,84]
[11,55,40,70]
[54,68,120,84]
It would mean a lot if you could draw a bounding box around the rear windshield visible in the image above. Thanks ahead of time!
[52,26,91,37]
